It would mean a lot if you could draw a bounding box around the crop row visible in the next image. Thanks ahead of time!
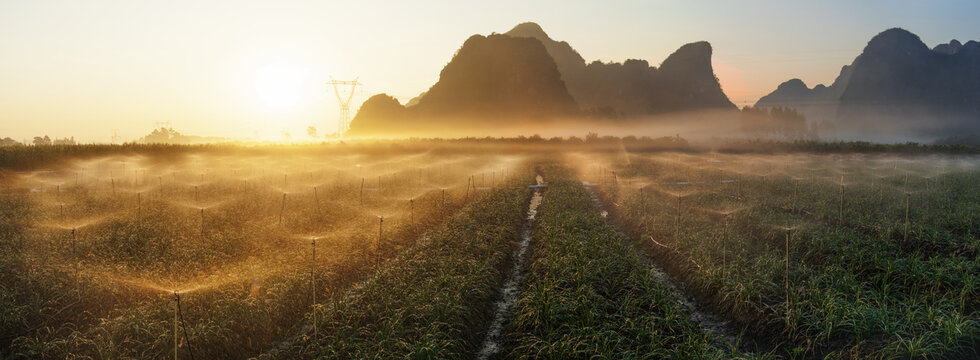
[1,153,517,359]
[592,154,980,358]
[267,169,533,358]
[504,165,746,359]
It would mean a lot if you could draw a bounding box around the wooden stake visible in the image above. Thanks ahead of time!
[794,179,799,213]
[174,292,179,360]
[674,196,682,243]
[377,217,384,266]
[311,238,317,341]
[313,187,321,217]
[839,175,844,225]
[904,171,909,193]
[279,193,286,226]
[904,193,911,242]
[722,217,729,277]
[72,228,78,299]
[785,230,791,327]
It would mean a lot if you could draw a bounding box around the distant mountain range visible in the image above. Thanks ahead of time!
[350,24,979,141]
[756,28,980,141]
[503,22,735,116]
[347,22,734,136]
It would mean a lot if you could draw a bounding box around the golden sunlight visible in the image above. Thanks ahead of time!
[251,64,309,111]
[3,3,980,358]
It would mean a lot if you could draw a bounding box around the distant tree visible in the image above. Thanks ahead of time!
[141,128,181,144]
[740,106,813,140]
[33,136,51,146]
[585,132,600,144]
[307,126,317,139]
[0,137,21,146]
[52,137,75,145]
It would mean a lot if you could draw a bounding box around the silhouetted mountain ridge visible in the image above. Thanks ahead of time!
[756,28,980,141]
[503,23,735,116]
[347,33,576,136]
[348,22,737,136]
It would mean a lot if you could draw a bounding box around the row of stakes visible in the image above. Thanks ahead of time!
[42,171,516,359]
[604,167,934,331]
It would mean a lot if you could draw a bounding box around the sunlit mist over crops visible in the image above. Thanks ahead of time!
[2,1,979,358]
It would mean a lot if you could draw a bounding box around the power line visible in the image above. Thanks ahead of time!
[327,77,362,138]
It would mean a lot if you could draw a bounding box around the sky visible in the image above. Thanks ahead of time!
[1,0,978,143]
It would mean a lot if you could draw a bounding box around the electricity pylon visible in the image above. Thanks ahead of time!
[327,77,361,138]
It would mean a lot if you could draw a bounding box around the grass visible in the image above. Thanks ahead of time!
[589,152,980,358]
[2,144,978,359]
[269,167,533,359]
[504,164,752,359]
[0,150,524,359]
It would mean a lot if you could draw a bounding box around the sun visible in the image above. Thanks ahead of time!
[252,65,308,111]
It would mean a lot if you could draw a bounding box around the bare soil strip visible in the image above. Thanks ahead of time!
[584,186,748,354]
[476,174,544,360]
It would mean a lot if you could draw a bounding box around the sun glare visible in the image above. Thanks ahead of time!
[252,65,308,111]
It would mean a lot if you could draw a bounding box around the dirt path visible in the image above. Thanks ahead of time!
[475,174,544,360]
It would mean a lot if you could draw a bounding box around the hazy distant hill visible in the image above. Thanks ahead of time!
[349,22,737,136]
[754,66,852,133]
[503,22,736,116]
[347,33,576,136]
[756,28,980,141]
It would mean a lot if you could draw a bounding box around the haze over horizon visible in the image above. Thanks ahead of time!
[2,0,978,142]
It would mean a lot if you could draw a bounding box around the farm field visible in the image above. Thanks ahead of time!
[0,144,978,359]
[0,147,525,359]
[577,152,980,358]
